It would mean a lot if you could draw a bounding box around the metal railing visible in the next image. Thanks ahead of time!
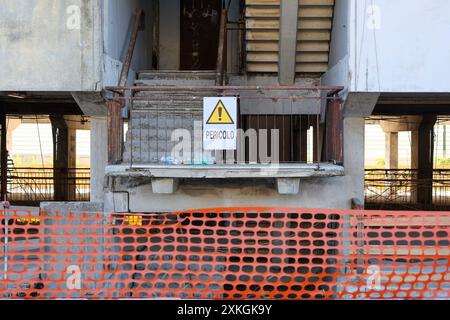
[7,168,90,204]
[365,169,450,210]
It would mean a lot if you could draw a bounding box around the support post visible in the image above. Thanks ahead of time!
[215,8,228,86]
[410,130,420,203]
[107,100,124,164]
[278,0,299,85]
[300,116,308,162]
[324,97,343,164]
[50,115,69,201]
[385,132,398,169]
[67,123,77,200]
[1,110,7,201]
[417,115,437,208]
[312,118,319,163]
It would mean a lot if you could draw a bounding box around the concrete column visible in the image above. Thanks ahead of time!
[410,130,420,203]
[417,115,437,208]
[50,115,69,201]
[67,127,77,200]
[344,117,365,205]
[6,119,21,152]
[90,117,108,204]
[278,0,299,85]
[67,127,77,169]
[1,110,7,201]
[385,132,398,169]
[411,130,419,169]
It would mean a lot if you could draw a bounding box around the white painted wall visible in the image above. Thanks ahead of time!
[102,0,153,86]
[0,0,102,91]
[324,0,450,93]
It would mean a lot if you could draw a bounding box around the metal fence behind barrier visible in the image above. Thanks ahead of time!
[0,208,449,300]
[7,168,90,204]
[365,169,450,210]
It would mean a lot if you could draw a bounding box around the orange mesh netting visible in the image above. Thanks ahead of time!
[0,208,449,299]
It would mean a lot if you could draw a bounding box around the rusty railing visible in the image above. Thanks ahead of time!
[365,169,450,210]
[7,167,90,204]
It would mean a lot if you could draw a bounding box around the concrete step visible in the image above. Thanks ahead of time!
[135,79,216,87]
[138,70,216,81]
[134,90,219,99]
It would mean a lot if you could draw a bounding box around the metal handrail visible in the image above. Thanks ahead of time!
[215,5,228,86]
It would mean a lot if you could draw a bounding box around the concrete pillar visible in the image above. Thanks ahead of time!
[1,110,7,201]
[417,115,437,208]
[385,132,398,169]
[410,130,420,203]
[91,117,108,204]
[67,127,77,169]
[66,126,77,200]
[411,130,419,169]
[344,117,365,205]
[6,118,21,152]
[50,115,69,201]
[278,0,299,85]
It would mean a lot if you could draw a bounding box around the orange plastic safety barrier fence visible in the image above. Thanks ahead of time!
[0,208,449,299]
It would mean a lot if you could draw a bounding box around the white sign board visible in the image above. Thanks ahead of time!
[203,97,237,150]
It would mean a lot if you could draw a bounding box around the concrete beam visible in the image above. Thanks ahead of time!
[151,178,179,194]
[72,92,107,117]
[380,116,422,133]
[278,0,299,85]
[276,178,300,195]
[343,93,380,117]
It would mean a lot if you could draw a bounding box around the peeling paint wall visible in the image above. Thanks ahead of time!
[0,0,102,91]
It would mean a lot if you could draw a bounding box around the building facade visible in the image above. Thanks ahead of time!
[1,0,449,212]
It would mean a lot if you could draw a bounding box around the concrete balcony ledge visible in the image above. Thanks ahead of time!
[106,163,344,179]
[105,163,344,195]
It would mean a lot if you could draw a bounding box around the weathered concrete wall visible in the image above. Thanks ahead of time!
[0,0,102,91]
[90,117,108,203]
[324,0,450,93]
[102,0,153,86]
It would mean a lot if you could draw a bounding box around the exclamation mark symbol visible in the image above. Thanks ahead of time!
[218,106,223,122]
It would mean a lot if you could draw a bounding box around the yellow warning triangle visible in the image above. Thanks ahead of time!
[206,100,234,124]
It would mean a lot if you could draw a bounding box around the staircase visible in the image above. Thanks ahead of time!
[245,0,335,74]
[123,71,219,164]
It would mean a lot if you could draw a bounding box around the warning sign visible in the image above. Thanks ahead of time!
[203,97,237,150]
[206,100,235,125]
